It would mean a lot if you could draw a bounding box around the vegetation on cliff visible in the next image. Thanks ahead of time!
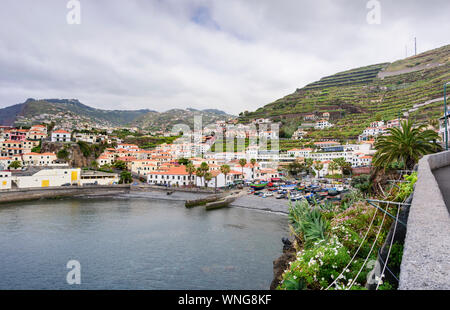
[278,172,417,290]
[239,45,450,139]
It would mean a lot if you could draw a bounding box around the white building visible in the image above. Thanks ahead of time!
[12,168,81,188]
[80,170,119,186]
[22,152,57,166]
[116,143,139,151]
[0,171,12,190]
[287,148,313,158]
[51,130,71,142]
[74,132,98,144]
[314,120,334,130]
[439,113,450,144]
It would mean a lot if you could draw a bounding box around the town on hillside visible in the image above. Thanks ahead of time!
[1,112,448,193]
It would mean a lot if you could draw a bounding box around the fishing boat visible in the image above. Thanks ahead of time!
[250,183,266,191]
[327,188,339,196]
[318,191,329,198]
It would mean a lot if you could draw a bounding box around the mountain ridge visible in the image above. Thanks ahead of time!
[0,98,234,130]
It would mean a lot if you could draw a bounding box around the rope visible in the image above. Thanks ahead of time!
[324,207,379,290]
[347,209,388,290]
[376,198,402,289]
[377,248,399,282]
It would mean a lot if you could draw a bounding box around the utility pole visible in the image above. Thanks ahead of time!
[445,83,449,151]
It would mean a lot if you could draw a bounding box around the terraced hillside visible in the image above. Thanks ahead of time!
[239,44,450,140]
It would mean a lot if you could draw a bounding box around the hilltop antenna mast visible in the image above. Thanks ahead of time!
[414,37,417,55]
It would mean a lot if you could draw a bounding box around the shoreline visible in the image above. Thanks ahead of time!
[0,185,131,204]
[0,185,290,215]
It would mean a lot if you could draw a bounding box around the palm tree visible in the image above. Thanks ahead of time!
[220,164,231,187]
[239,158,247,179]
[328,161,339,175]
[304,158,314,176]
[250,158,257,180]
[373,119,442,170]
[186,163,196,186]
[204,172,212,188]
[313,162,324,177]
[195,167,205,187]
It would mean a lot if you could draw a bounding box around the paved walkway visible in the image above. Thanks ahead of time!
[432,165,450,214]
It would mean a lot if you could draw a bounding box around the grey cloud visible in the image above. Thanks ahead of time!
[0,0,448,114]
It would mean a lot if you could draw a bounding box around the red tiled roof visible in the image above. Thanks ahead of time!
[53,130,70,134]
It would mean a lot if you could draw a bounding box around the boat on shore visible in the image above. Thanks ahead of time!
[250,183,266,191]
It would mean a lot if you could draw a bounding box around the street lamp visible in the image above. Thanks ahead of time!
[445,82,450,151]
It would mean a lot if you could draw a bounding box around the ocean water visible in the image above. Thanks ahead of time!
[0,192,288,289]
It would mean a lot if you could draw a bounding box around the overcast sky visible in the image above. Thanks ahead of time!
[0,0,448,114]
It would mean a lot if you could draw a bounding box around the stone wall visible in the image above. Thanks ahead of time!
[0,185,130,204]
[399,151,450,290]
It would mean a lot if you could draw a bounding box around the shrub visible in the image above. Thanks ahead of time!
[288,200,330,248]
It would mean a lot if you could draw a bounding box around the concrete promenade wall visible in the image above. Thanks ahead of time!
[0,184,130,204]
[399,151,450,290]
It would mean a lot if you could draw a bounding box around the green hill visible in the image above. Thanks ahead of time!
[131,108,235,131]
[0,98,235,131]
[239,44,450,140]
[0,98,152,127]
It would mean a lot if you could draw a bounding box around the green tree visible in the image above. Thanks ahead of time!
[220,164,231,187]
[239,158,247,179]
[31,141,42,153]
[178,158,191,165]
[8,160,22,170]
[113,160,127,170]
[288,160,305,177]
[304,158,314,176]
[195,167,205,187]
[250,158,257,180]
[57,148,69,160]
[186,163,196,186]
[313,162,324,176]
[204,172,212,188]
[328,161,339,175]
[373,120,442,169]
[119,171,132,184]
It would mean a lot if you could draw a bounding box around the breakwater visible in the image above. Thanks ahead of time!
[0,185,131,204]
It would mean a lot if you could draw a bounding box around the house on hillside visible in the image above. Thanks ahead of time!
[51,130,71,142]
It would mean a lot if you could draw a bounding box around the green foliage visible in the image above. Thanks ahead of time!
[373,120,442,169]
[238,45,450,140]
[394,172,417,202]
[177,158,192,165]
[8,160,22,169]
[57,148,69,160]
[77,141,92,157]
[119,171,132,184]
[280,193,393,290]
[351,174,371,194]
[288,200,330,248]
[31,141,42,153]
[113,160,127,170]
